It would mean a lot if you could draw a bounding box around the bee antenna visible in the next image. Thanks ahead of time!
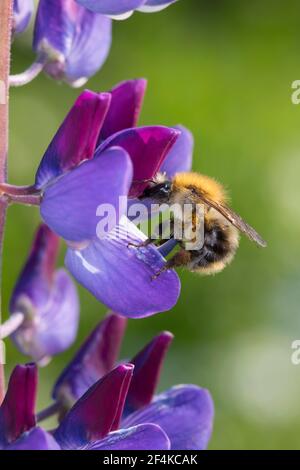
[132,178,156,184]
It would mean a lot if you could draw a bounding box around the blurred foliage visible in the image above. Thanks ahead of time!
[4,0,300,449]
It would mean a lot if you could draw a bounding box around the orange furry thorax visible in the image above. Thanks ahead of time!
[172,172,228,204]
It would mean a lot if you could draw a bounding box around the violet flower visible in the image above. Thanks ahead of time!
[32,79,181,317]
[0,321,213,450]
[53,362,213,450]
[0,364,59,450]
[48,312,214,450]
[0,363,169,450]
[53,363,172,450]
[9,224,79,364]
[33,0,112,87]
[76,0,178,18]
[13,0,34,36]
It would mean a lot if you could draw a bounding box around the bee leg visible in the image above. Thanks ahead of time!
[127,238,155,249]
[128,221,174,249]
[151,249,191,280]
[151,264,169,280]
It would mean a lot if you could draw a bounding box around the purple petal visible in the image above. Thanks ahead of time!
[145,0,177,3]
[35,91,111,189]
[124,332,173,416]
[40,147,133,243]
[33,0,75,61]
[139,0,177,12]
[6,427,60,451]
[99,79,147,143]
[54,364,134,449]
[0,364,37,445]
[76,0,146,15]
[33,0,112,85]
[159,125,193,178]
[10,224,59,311]
[98,126,180,197]
[13,0,34,35]
[64,15,111,85]
[53,313,127,405]
[86,424,170,450]
[123,385,214,450]
[10,225,79,362]
[65,217,180,318]
[12,269,79,363]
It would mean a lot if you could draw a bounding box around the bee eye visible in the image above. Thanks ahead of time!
[140,181,171,199]
[160,182,171,194]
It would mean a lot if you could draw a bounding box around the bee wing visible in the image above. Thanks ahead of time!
[197,194,267,248]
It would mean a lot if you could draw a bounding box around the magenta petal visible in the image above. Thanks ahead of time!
[86,424,170,450]
[35,91,111,189]
[10,224,60,312]
[53,313,127,405]
[40,147,133,242]
[159,125,194,178]
[54,364,134,449]
[123,385,214,450]
[99,79,147,142]
[124,332,173,416]
[6,427,60,450]
[0,364,37,446]
[98,126,180,197]
[65,218,180,317]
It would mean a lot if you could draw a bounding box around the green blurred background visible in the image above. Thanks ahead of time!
[4,0,300,449]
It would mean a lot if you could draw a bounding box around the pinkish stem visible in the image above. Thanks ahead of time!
[0,0,13,404]
[0,183,42,206]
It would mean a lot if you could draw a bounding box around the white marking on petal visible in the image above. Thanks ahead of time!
[108,11,134,20]
[109,215,147,242]
[75,250,100,274]
[137,4,171,13]
[69,77,89,88]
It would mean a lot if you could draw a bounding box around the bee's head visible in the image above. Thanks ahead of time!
[139,180,172,202]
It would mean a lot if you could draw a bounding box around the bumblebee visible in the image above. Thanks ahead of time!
[137,172,266,277]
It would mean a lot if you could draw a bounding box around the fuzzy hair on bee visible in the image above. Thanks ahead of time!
[138,171,266,278]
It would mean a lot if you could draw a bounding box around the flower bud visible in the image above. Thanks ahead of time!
[10,224,79,363]
[33,0,112,87]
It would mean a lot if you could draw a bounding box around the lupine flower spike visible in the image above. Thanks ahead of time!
[0,0,213,455]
